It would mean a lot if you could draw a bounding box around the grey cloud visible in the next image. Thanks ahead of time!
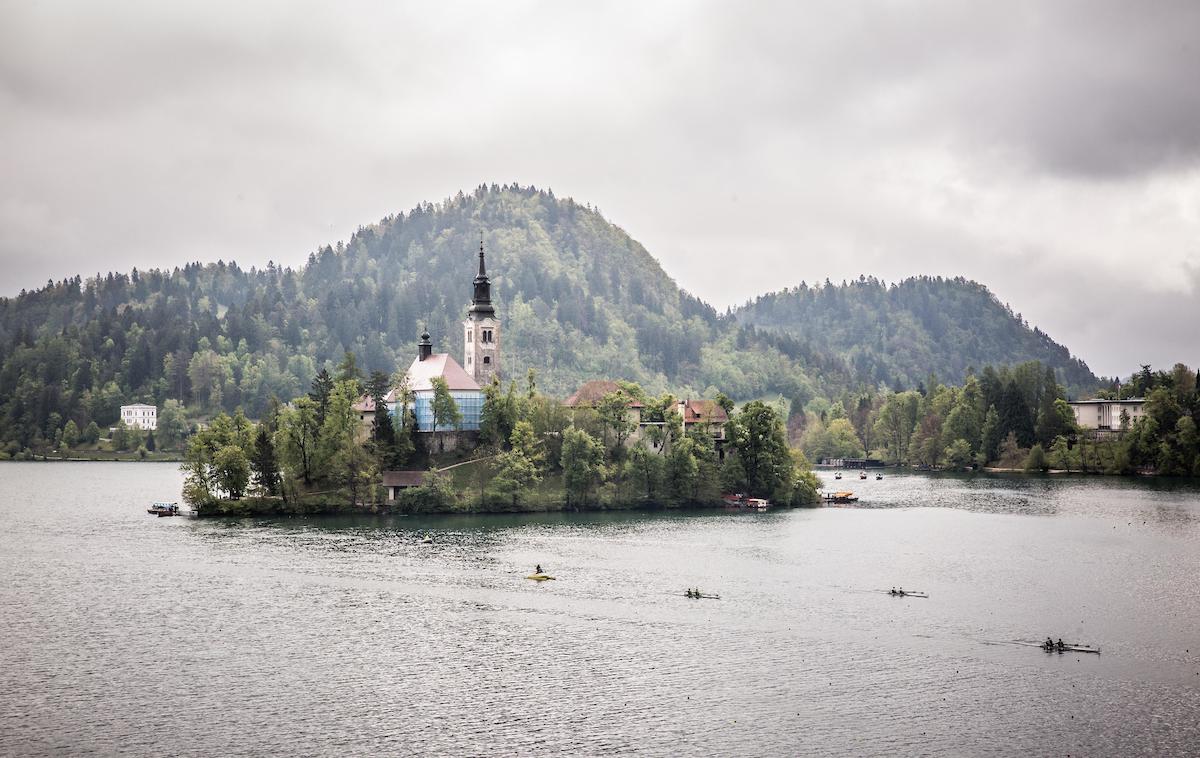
[1,0,1198,376]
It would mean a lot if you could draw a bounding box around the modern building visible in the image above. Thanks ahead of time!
[120,403,157,430]
[392,333,484,431]
[1067,398,1146,430]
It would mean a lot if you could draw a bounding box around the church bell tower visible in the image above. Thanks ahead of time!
[464,237,500,385]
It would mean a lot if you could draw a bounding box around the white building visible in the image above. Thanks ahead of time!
[120,403,158,430]
[1067,398,1145,431]
[463,238,501,386]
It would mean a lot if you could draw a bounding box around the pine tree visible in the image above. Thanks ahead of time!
[251,426,281,496]
[309,369,334,427]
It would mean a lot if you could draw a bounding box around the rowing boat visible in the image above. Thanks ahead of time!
[1042,643,1100,654]
[685,593,720,599]
[1003,640,1102,655]
[886,591,928,598]
[525,573,556,581]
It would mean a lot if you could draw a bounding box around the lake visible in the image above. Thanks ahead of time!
[2,462,1199,756]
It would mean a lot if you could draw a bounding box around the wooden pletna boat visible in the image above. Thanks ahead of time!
[723,494,770,510]
[148,502,180,517]
[823,491,858,504]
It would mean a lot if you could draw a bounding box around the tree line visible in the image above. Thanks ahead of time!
[181,366,822,514]
[796,360,1200,476]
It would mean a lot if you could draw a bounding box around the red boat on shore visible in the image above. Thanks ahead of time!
[722,494,770,510]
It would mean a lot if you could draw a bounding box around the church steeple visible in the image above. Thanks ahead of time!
[469,236,495,316]
[464,235,500,385]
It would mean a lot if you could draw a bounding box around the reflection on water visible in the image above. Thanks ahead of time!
[2,463,1200,756]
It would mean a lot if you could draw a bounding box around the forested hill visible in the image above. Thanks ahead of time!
[0,185,847,447]
[734,277,1098,391]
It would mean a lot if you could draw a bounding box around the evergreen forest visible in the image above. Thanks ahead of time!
[737,277,1097,391]
[0,184,1102,456]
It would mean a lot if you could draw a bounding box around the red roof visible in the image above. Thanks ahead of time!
[352,395,377,413]
[405,354,480,392]
[564,380,644,408]
[681,399,728,424]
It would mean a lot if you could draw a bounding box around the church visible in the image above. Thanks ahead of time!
[383,239,499,434]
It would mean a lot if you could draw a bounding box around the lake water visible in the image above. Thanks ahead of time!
[2,463,1199,756]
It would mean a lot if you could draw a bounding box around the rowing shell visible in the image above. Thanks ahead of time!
[999,640,1101,654]
[525,574,556,581]
[886,591,929,598]
[1043,644,1101,654]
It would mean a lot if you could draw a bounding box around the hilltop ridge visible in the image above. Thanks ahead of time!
[0,184,1097,450]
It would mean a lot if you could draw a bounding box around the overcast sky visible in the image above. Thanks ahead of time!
[2,1,1198,377]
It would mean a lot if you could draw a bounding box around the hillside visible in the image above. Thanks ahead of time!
[0,185,840,448]
[735,277,1098,391]
[0,185,1101,451]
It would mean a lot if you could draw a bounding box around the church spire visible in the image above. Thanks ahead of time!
[469,235,495,316]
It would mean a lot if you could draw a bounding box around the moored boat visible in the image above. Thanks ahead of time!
[823,491,858,504]
[722,494,771,510]
[148,502,179,516]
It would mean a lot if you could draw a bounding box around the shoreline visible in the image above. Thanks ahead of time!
[189,496,818,518]
[1,453,185,463]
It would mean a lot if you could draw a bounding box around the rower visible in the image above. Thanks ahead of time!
[535,564,542,574]
[1044,637,1054,649]
[1056,638,1065,651]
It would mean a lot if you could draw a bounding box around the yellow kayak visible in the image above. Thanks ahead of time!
[525,573,556,581]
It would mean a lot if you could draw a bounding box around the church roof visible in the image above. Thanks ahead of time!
[405,353,481,392]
